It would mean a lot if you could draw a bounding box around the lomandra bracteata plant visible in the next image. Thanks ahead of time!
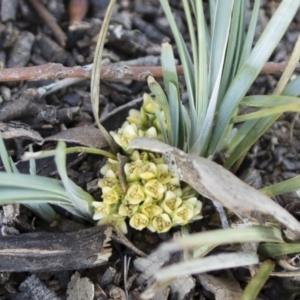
[92,94,202,233]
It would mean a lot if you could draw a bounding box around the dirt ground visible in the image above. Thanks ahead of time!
[0,0,300,299]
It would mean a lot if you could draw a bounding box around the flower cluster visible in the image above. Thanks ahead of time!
[93,151,202,233]
[92,93,203,233]
[109,93,165,151]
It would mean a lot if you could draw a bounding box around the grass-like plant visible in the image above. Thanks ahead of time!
[127,0,300,298]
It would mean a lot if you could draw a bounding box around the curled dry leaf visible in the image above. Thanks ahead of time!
[129,138,300,240]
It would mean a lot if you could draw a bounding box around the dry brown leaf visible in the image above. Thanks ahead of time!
[129,138,300,240]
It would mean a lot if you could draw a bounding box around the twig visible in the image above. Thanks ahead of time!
[28,0,67,47]
[0,63,183,82]
[0,62,299,83]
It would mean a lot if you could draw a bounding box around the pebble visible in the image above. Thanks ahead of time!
[7,31,35,68]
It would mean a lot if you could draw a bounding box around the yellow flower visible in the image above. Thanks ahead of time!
[124,160,143,182]
[125,183,145,204]
[157,164,171,184]
[140,201,163,219]
[129,213,149,230]
[165,177,182,197]
[118,202,139,217]
[172,203,194,225]
[144,179,165,200]
[139,162,157,180]
[98,170,119,188]
[97,215,127,234]
[102,186,120,204]
[161,191,182,215]
[185,197,203,220]
[152,213,172,233]
[92,201,112,220]
[110,123,139,149]
[100,159,118,176]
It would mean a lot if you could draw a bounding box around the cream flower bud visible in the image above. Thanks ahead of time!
[161,191,182,215]
[172,203,194,225]
[152,213,172,233]
[143,93,156,114]
[140,202,163,219]
[102,186,120,204]
[131,150,141,161]
[144,179,166,200]
[124,160,143,182]
[145,127,158,139]
[97,215,127,234]
[139,162,157,180]
[127,109,142,127]
[125,183,145,204]
[100,159,118,176]
[118,203,139,217]
[92,201,112,220]
[129,213,149,230]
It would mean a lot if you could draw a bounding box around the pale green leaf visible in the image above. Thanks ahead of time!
[258,242,300,257]
[90,0,118,153]
[260,175,300,198]
[241,260,275,300]
[209,0,300,156]
[55,142,94,221]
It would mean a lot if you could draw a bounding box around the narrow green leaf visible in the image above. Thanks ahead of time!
[239,0,261,67]
[258,242,300,257]
[160,0,196,122]
[159,227,283,253]
[218,1,243,101]
[232,103,300,123]
[0,188,70,204]
[241,95,300,107]
[209,0,300,156]
[195,0,208,119]
[260,175,300,198]
[90,0,118,153]
[168,82,180,147]
[282,75,300,96]
[241,259,275,300]
[0,133,12,173]
[208,0,234,96]
[55,142,94,221]
[0,172,67,197]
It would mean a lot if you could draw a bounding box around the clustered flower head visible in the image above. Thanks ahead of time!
[92,93,203,234]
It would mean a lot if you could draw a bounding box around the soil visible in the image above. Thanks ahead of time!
[0,0,300,299]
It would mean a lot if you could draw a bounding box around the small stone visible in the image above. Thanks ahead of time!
[1,0,19,22]
[1,86,11,102]
[7,31,35,68]
[62,92,81,106]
